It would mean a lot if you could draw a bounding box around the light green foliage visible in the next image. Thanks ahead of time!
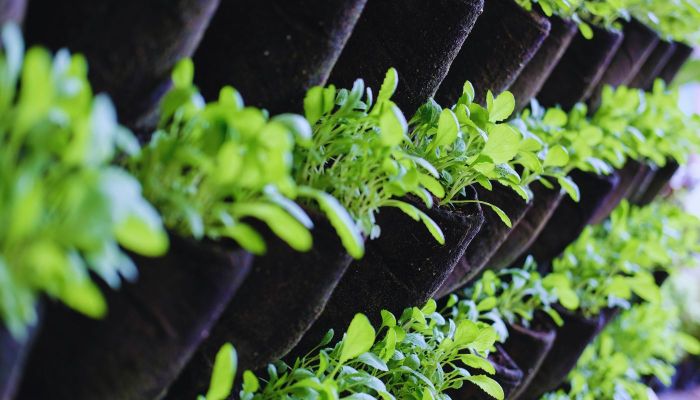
[129,59,364,257]
[295,69,444,243]
[446,257,563,342]
[548,201,700,316]
[202,301,504,400]
[627,0,700,44]
[0,25,167,337]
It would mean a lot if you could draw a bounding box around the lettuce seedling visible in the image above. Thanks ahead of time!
[0,25,167,338]
[295,69,444,242]
[129,60,364,258]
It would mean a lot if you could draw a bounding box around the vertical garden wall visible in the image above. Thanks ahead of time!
[2,0,700,399]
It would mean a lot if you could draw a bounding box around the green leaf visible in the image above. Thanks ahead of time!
[340,314,376,363]
[557,176,580,202]
[482,125,520,164]
[303,86,326,125]
[377,68,399,104]
[454,320,479,344]
[221,223,266,255]
[463,81,476,103]
[357,352,389,371]
[488,91,515,122]
[172,58,194,88]
[418,173,445,199]
[231,203,312,252]
[242,370,259,393]
[205,343,237,400]
[466,375,505,400]
[385,200,445,244]
[543,145,569,168]
[379,105,407,146]
[115,215,169,257]
[434,109,460,148]
[461,354,496,374]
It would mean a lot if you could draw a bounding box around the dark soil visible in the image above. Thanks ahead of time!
[435,0,551,105]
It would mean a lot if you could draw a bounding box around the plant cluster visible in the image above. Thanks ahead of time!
[0,25,167,337]
[200,302,504,400]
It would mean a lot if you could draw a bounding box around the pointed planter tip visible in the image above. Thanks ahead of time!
[23,0,220,131]
[293,188,484,356]
[192,0,367,115]
[658,42,694,85]
[510,14,578,111]
[634,160,679,206]
[328,0,485,116]
[628,40,677,90]
[17,235,252,400]
[437,184,532,297]
[537,24,624,110]
[436,0,551,105]
[589,159,647,224]
[167,211,356,400]
[504,318,557,400]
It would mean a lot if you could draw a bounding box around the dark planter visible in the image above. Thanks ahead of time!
[504,319,557,400]
[517,309,606,400]
[0,316,40,400]
[192,0,366,115]
[435,0,550,105]
[537,25,624,110]
[487,182,564,271]
[510,15,578,111]
[0,0,26,24]
[629,164,657,203]
[589,159,647,224]
[526,171,619,264]
[24,0,219,130]
[450,345,524,399]
[658,42,695,84]
[628,40,677,90]
[587,19,659,110]
[328,0,484,116]
[437,184,532,297]
[294,189,484,355]
[18,235,252,400]
[166,212,355,400]
[635,160,679,205]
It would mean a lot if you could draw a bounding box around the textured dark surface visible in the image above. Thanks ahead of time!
[658,42,694,84]
[590,159,647,224]
[193,0,366,115]
[537,25,624,110]
[636,161,679,205]
[510,15,578,111]
[328,0,484,116]
[167,212,354,399]
[0,0,25,24]
[0,309,40,400]
[505,320,557,400]
[437,184,531,297]
[436,0,550,105]
[18,236,252,400]
[628,40,677,90]
[24,0,219,130]
[450,346,525,399]
[587,18,659,109]
[294,189,484,355]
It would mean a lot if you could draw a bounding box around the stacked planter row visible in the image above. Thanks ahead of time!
[0,0,694,399]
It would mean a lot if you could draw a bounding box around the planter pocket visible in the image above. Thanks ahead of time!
[635,160,679,206]
[167,211,355,399]
[487,182,564,271]
[24,0,219,130]
[449,345,524,399]
[437,184,532,297]
[590,159,647,224]
[0,312,40,400]
[192,0,366,114]
[658,42,695,84]
[628,40,677,90]
[587,19,660,109]
[537,25,624,110]
[526,171,619,264]
[510,15,578,111]
[436,0,550,105]
[328,0,484,116]
[18,235,252,400]
[295,188,484,354]
[504,319,557,400]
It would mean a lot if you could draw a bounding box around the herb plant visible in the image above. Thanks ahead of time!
[0,25,168,337]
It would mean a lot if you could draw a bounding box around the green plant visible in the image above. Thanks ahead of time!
[295,69,444,242]
[200,301,504,400]
[0,25,168,337]
[627,0,700,44]
[129,59,364,258]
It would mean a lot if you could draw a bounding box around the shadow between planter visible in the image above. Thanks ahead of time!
[486,182,564,272]
[293,189,484,356]
[510,15,578,112]
[537,25,624,110]
[589,159,647,224]
[635,160,679,206]
[449,345,524,399]
[504,318,557,400]
[192,0,366,115]
[0,311,40,400]
[658,42,695,84]
[628,40,677,90]
[587,18,659,110]
[17,235,252,400]
[437,184,532,298]
[328,0,484,116]
[435,0,550,105]
[23,0,219,131]
[166,212,355,400]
